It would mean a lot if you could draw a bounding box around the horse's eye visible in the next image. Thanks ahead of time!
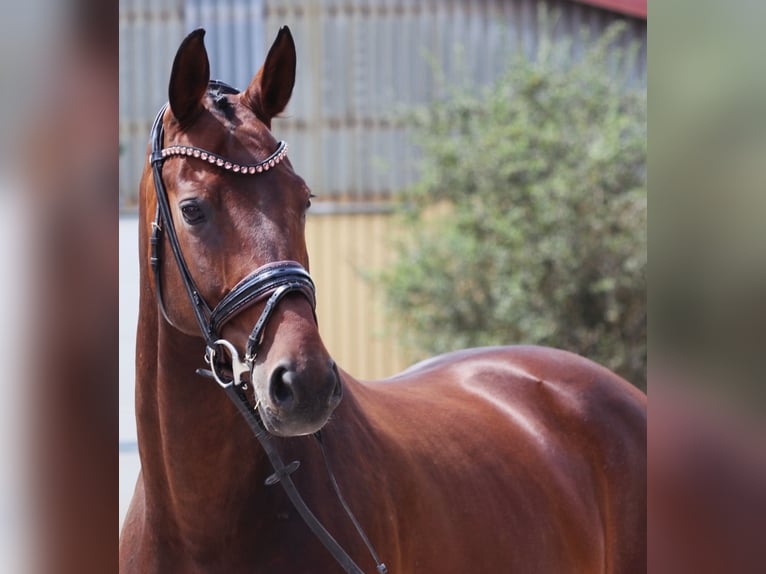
[306,193,316,210]
[180,201,205,225]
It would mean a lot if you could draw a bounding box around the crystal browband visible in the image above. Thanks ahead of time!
[158,140,288,174]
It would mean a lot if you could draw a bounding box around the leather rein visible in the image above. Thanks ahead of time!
[147,81,387,574]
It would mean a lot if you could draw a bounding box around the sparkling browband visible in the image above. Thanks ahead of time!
[158,140,288,174]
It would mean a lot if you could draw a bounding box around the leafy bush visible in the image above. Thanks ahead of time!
[380,24,646,387]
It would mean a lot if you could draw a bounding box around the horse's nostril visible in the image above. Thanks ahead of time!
[270,365,295,407]
[331,368,343,400]
[332,377,343,400]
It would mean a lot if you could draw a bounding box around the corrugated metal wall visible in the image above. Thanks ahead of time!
[120,0,182,203]
[120,0,646,206]
[307,211,410,379]
[119,0,267,205]
[119,0,646,378]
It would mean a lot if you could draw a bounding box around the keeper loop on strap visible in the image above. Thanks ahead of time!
[264,460,301,486]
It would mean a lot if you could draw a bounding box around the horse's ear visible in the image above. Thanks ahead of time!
[168,29,210,127]
[242,26,296,127]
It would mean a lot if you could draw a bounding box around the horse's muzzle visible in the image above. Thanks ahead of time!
[257,359,342,437]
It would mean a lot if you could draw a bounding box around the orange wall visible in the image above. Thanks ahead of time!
[305,211,412,380]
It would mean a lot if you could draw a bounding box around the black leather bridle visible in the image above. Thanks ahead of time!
[149,81,316,376]
[147,81,387,574]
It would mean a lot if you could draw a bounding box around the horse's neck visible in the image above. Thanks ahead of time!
[134,303,278,547]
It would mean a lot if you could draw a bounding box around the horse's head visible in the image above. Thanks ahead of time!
[141,27,341,437]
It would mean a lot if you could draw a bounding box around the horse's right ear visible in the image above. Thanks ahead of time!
[168,29,210,127]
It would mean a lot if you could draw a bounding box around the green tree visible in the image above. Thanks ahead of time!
[380,24,646,387]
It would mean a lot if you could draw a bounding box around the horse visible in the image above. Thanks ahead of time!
[119,26,646,574]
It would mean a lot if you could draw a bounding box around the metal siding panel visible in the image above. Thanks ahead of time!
[291,15,312,122]
[357,13,376,118]
[249,0,265,80]
[380,2,395,112]
[395,2,410,105]
[183,1,265,90]
[352,9,366,118]
[186,0,200,28]
[486,3,504,79]
[307,212,408,379]
[358,127,372,197]
[149,9,164,117]
[121,1,646,204]
[232,2,250,89]
[321,129,335,195]
[466,2,480,85]
[338,126,350,195]
[366,6,379,114]
[119,19,132,123]
[220,0,234,85]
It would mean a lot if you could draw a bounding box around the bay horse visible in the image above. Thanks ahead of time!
[119,27,646,574]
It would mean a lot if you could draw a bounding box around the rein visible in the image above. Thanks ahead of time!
[147,81,387,574]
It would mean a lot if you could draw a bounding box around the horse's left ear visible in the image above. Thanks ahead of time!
[242,26,296,127]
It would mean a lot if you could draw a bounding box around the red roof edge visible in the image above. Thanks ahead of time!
[571,0,647,20]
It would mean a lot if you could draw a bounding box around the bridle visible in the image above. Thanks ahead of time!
[147,80,387,574]
[149,80,315,386]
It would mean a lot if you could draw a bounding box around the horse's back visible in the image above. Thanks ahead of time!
[353,346,646,573]
[383,346,645,457]
[388,345,644,439]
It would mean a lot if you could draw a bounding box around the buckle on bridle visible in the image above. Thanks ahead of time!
[204,339,251,389]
